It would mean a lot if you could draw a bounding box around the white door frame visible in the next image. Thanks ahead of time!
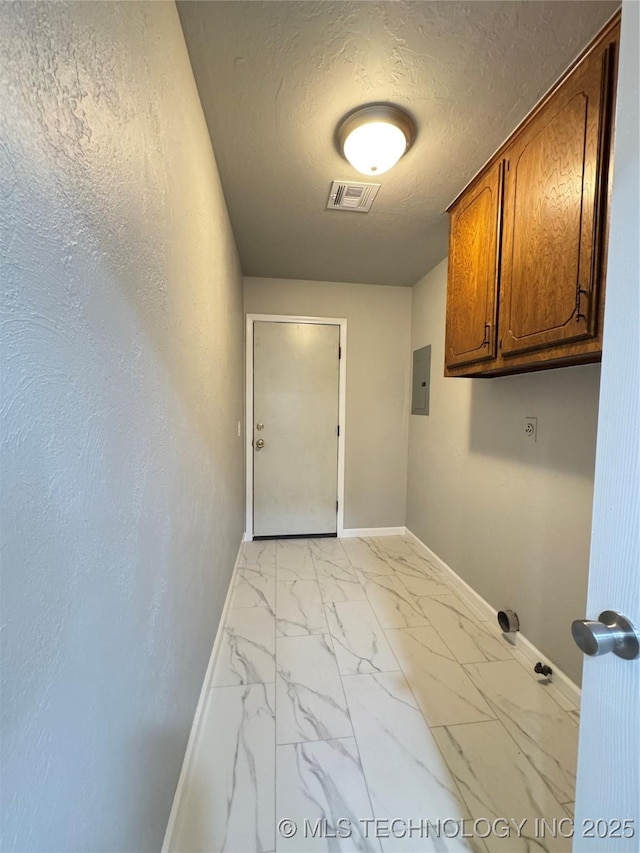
[245,314,347,541]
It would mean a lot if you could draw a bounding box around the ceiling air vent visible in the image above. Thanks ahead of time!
[327,180,380,213]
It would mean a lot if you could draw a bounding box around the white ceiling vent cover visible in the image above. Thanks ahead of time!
[327,180,380,213]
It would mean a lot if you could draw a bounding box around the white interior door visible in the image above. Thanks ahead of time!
[574,3,639,848]
[253,321,340,537]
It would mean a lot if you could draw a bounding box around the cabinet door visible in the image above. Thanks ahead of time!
[445,161,503,369]
[500,34,617,357]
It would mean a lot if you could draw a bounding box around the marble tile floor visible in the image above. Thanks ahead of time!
[170,536,580,853]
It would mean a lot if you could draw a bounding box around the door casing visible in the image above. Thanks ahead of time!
[245,314,347,541]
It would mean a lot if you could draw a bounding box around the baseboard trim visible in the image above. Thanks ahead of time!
[161,534,245,853]
[340,526,407,539]
[404,528,581,710]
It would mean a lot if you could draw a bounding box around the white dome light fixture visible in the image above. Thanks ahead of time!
[336,103,417,177]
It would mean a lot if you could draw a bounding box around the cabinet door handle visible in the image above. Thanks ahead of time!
[575,286,589,322]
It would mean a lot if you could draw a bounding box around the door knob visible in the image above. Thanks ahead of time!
[571,611,639,660]
[255,438,265,449]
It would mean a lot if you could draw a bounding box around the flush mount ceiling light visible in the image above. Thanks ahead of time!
[336,103,416,177]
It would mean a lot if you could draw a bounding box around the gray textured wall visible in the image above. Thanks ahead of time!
[407,260,600,685]
[244,277,412,530]
[0,3,244,850]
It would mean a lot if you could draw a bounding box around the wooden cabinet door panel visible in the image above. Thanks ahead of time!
[445,162,503,369]
[500,39,615,357]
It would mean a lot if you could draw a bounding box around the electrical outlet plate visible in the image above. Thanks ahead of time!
[525,416,538,442]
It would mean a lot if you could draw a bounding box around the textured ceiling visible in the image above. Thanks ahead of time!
[178,1,619,287]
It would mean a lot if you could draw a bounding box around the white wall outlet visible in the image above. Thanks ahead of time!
[525,416,538,442]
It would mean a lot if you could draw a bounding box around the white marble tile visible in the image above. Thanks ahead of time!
[357,546,452,601]
[566,708,580,728]
[170,683,275,853]
[463,660,578,804]
[432,721,572,852]
[212,607,275,686]
[277,539,317,580]
[404,535,444,567]
[507,645,581,715]
[325,600,399,675]
[276,737,381,852]
[361,563,449,598]
[377,541,449,583]
[277,579,329,637]
[309,537,350,564]
[243,539,277,571]
[239,559,278,580]
[343,671,485,852]
[276,633,352,743]
[359,573,432,629]
[341,538,396,575]
[447,591,491,624]
[231,566,276,612]
[419,595,513,663]
[369,536,417,556]
[385,627,494,726]
[315,558,367,603]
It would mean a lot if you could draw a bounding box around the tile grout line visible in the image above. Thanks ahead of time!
[368,539,502,728]
[275,536,574,850]
[308,539,386,842]
[453,665,578,806]
[356,537,503,829]
[380,623,499,727]
[426,720,494,852]
[430,714,574,837]
[359,538,457,712]
[459,654,582,723]
[406,533,582,711]
[421,578,579,804]
[381,539,581,724]
[358,545,498,846]
[348,540,574,844]
[430,719,508,731]
[482,631,581,716]
[309,546,357,742]
[275,539,360,849]
[331,535,385,849]
[271,537,574,850]
[340,683,383,853]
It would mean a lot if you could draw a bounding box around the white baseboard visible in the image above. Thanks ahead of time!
[161,535,245,853]
[340,526,407,538]
[404,528,581,710]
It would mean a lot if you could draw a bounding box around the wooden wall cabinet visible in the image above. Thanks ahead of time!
[445,161,503,369]
[445,13,619,378]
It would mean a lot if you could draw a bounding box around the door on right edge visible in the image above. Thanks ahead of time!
[573,4,638,849]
